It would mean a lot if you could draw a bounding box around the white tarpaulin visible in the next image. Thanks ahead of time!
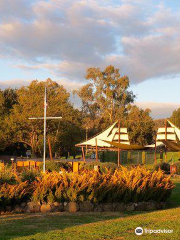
[76,121,130,148]
[156,120,180,151]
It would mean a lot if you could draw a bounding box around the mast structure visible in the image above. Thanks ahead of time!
[43,87,47,173]
[29,87,62,173]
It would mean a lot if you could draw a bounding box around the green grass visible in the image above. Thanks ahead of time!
[0,209,179,240]
[0,177,179,240]
[167,176,180,207]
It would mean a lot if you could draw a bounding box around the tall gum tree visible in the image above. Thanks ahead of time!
[75,66,155,145]
[74,65,135,133]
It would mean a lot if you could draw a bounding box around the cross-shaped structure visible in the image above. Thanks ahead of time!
[29,87,62,173]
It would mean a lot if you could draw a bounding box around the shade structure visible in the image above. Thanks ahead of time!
[101,140,147,150]
[156,120,180,151]
[76,121,130,148]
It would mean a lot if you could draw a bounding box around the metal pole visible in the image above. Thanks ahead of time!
[48,137,53,161]
[43,87,47,173]
[165,119,167,162]
[118,120,120,166]
[86,127,88,154]
[82,147,85,162]
[154,136,157,164]
[95,138,98,162]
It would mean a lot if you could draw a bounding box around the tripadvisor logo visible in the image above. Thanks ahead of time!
[135,227,173,235]
[135,227,143,235]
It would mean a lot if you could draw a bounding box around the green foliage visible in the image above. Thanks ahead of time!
[127,106,155,145]
[2,79,83,157]
[75,65,154,145]
[170,107,180,128]
[0,181,30,207]
[0,167,175,206]
[32,166,174,204]
[0,169,32,207]
[0,166,16,184]
[79,162,118,173]
[100,151,118,163]
[174,161,180,174]
[2,88,18,114]
[154,162,170,174]
[39,161,72,172]
[74,65,135,131]
[20,169,41,183]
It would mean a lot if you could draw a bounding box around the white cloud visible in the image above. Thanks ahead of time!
[0,0,180,84]
[0,0,34,21]
[0,78,83,92]
[136,101,180,119]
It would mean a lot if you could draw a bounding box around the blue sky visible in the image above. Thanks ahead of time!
[0,0,180,119]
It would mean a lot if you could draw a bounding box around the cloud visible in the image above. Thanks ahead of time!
[0,0,34,22]
[136,101,180,119]
[0,79,30,89]
[0,78,83,92]
[0,78,83,109]
[0,0,180,84]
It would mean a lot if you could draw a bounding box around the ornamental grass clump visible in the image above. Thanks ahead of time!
[0,181,30,207]
[20,169,41,183]
[0,169,33,207]
[110,166,174,203]
[0,166,16,184]
[31,166,174,204]
[0,166,175,207]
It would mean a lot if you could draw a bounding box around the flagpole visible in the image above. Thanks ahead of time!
[28,86,62,173]
[43,87,47,173]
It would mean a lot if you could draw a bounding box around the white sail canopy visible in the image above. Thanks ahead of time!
[76,121,130,148]
[157,120,180,142]
[156,120,180,151]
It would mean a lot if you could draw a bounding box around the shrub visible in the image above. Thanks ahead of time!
[0,168,35,207]
[39,161,72,172]
[174,161,180,174]
[79,162,117,173]
[0,166,175,207]
[21,169,41,183]
[0,166,16,185]
[0,181,31,207]
[31,166,174,204]
[154,162,170,174]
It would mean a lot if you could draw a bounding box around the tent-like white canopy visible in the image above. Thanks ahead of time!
[76,121,130,148]
[156,120,180,151]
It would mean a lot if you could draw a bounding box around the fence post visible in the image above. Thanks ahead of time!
[142,151,146,165]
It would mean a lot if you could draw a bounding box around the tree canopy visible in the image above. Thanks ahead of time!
[75,66,135,127]
[0,66,161,156]
[75,65,154,145]
[170,107,180,128]
[1,79,83,157]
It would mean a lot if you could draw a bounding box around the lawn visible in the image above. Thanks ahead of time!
[0,176,179,240]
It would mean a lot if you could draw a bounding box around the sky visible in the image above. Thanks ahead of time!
[0,0,180,119]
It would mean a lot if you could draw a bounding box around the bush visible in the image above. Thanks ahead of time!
[79,162,117,173]
[39,161,72,172]
[31,166,174,204]
[0,169,33,207]
[0,166,16,185]
[154,162,170,174]
[174,161,180,174]
[0,181,31,207]
[21,169,41,183]
[0,166,175,207]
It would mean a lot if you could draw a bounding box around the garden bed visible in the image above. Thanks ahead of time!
[0,166,174,215]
